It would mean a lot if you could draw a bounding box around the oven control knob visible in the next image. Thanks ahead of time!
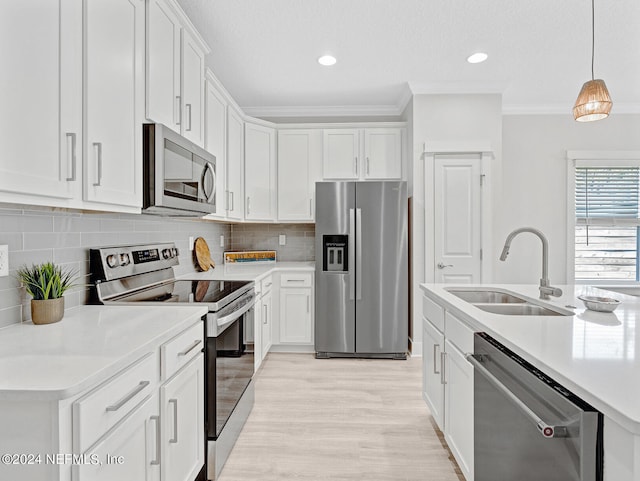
[120,253,131,266]
[162,248,171,259]
[106,254,118,268]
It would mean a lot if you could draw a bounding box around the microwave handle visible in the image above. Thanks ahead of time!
[202,162,216,203]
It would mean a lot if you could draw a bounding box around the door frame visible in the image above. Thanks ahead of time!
[423,142,494,284]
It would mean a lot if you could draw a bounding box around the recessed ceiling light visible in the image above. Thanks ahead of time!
[318,55,337,66]
[467,52,488,64]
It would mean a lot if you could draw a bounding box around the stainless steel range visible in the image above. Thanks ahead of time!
[90,243,255,480]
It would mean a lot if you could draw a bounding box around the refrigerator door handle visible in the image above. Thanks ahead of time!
[349,208,355,300]
[356,208,362,300]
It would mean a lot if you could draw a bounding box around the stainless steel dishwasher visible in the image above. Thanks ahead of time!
[467,333,603,481]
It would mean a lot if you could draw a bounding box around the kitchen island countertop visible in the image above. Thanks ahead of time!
[420,283,640,434]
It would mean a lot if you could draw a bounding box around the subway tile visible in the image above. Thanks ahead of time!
[0,275,20,291]
[0,306,22,328]
[54,215,101,233]
[0,232,23,251]
[9,249,55,270]
[0,214,24,232]
[54,247,89,264]
[24,232,81,250]
[81,232,121,247]
[0,288,22,311]
[100,218,135,232]
[22,215,54,232]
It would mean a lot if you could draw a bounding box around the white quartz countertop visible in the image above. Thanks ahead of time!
[0,305,207,401]
[177,261,315,282]
[420,283,640,434]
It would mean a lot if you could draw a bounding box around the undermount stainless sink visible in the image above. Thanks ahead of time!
[474,303,573,316]
[447,289,527,304]
[445,288,574,316]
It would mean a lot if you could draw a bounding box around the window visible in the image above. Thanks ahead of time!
[573,160,640,282]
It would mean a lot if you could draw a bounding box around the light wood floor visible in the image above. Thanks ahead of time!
[218,353,465,481]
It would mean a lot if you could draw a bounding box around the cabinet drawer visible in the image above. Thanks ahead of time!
[161,321,204,381]
[261,275,274,294]
[73,352,157,453]
[280,272,312,288]
[423,294,444,332]
[445,311,474,354]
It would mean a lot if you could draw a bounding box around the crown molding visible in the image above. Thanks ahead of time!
[241,104,405,119]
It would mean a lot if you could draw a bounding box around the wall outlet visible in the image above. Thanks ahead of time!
[279,234,286,246]
[220,234,225,247]
[0,245,8,277]
[189,236,195,251]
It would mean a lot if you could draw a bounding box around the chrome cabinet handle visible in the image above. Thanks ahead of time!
[309,198,312,216]
[348,208,355,300]
[105,380,150,412]
[169,398,178,443]
[175,96,181,126]
[177,340,202,357]
[466,354,568,439]
[246,196,250,215]
[437,262,453,269]
[201,162,216,202]
[185,103,192,131]
[366,157,370,175]
[263,304,267,324]
[354,157,358,175]
[440,352,447,385]
[150,415,161,466]
[356,208,362,300]
[230,191,234,212]
[433,344,440,374]
[286,279,305,283]
[306,295,310,313]
[65,133,77,181]
[92,142,102,186]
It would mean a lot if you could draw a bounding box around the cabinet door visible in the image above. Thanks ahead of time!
[253,300,263,372]
[261,291,272,357]
[422,319,445,430]
[322,129,359,179]
[84,0,144,207]
[277,130,322,221]
[181,29,205,147]
[75,394,160,481]
[444,339,474,481]
[146,0,181,131]
[279,288,313,344]
[363,128,402,179]
[0,0,81,200]
[205,80,227,218]
[161,354,204,481]
[244,123,276,221]
[226,108,244,220]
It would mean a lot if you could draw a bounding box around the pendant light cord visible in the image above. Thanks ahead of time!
[591,0,595,80]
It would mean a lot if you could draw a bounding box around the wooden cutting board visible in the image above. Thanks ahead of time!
[194,237,214,271]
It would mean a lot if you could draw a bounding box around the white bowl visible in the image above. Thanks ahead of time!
[578,295,621,313]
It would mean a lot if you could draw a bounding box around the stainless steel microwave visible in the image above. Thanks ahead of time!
[143,123,216,216]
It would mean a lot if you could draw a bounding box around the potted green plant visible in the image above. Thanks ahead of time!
[16,262,78,325]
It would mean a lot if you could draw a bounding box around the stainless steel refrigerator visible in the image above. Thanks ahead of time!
[315,181,408,359]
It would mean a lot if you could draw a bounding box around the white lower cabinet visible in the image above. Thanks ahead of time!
[75,394,160,481]
[279,273,313,345]
[160,353,204,481]
[422,295,474,481]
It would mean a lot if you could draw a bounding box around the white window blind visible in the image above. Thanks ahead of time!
[574,166,640,280]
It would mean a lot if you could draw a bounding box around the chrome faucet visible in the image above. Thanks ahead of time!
[499,227,563,300]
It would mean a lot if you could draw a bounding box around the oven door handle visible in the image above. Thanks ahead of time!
[215,296,258,332]
[466,353,569,439]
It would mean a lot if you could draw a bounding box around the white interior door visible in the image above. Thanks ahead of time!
[434,155,482,283]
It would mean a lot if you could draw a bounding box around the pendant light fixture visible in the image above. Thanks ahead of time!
[573,0,612,121]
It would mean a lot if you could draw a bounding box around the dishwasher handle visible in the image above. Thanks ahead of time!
[466,353,568,439]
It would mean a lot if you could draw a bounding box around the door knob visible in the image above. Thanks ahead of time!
[437,262,453,269]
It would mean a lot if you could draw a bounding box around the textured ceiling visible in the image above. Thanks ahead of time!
[177,0,640,117]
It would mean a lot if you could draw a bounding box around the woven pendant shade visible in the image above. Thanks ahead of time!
[573,79,612,122]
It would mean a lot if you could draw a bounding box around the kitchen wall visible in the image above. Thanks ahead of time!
[498,113,640,284]
[0,204,230,328]
[229,223,315,262]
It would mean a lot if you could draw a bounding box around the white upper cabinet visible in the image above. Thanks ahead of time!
[244,123,276,221]
[84,0,145,208]
[323,129,360,179]
[0,0,82,200]
[277,130,322,222]
[146,0,208,147]
[363,128,402,179]
[323,128,404,181]
[204,74,227,218]
[226,107,245,221]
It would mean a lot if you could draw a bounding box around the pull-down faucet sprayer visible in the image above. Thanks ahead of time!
[499,227,563,300]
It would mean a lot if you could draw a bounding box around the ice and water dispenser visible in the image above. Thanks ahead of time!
[322,235,348,272]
